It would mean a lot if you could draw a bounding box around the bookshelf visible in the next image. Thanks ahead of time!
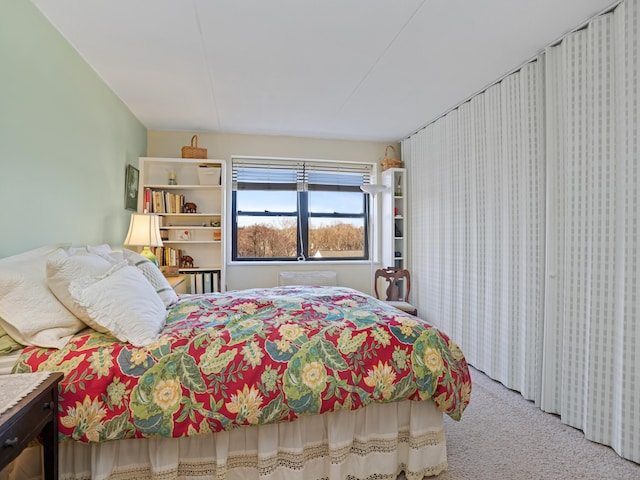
[381,167,407,292]
[138,157,226,292]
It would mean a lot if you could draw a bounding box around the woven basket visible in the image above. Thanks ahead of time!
[181,135,208,159]
[381,145,403,171]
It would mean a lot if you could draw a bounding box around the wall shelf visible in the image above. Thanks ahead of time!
[382,167,407,271]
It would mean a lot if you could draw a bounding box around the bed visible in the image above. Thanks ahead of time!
[0,246,471,480]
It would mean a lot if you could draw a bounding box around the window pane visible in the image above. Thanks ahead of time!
[308,191,364,214]
[308,218,365,258]
[236,216,297,258]
[236,190,297,213]
[232,158,372,262]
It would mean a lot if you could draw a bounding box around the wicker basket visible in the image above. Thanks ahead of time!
[181,135,208,159]
[381,145,403,171]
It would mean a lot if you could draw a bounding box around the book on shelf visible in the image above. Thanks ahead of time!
[203,271,212,293]
[186,270,221,294]
[164,191,185,214]
[147,189,185,214]
[144,187,152,213]
[153,246,183,268]
[153,190,163,214]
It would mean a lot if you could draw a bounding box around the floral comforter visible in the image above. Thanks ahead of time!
[14,286,471,443]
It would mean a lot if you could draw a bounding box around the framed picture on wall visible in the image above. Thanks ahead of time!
[125,164,139,211]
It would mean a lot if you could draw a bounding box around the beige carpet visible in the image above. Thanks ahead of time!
[418,367,640,480]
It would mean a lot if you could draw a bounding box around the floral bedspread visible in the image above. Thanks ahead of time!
[14,286,471,443]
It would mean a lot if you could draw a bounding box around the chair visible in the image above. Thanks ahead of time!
[374,267,418,316]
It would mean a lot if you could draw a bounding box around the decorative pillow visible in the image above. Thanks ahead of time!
[122,250,179,307]
[89,247,179,307]
[68,263,167,347]
[46,249,117,332]
[0,245,85,349]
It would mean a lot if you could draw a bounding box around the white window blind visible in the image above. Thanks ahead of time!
[232,158,372,192]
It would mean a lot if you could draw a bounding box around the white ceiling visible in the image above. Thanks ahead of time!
[33,0,617,142]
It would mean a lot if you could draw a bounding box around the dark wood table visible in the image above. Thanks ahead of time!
[0,372,63,480]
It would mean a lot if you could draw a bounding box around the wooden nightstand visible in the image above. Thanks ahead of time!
[167,274,187,294]
[0,372,63,480]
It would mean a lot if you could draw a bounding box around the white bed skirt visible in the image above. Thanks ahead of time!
[2,400,447,480]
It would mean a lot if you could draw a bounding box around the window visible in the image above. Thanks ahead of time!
[232,157,373,261]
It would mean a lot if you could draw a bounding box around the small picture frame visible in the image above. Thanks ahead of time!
[125,164,139,211]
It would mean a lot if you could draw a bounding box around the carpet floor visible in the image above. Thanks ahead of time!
[419,366,640,480]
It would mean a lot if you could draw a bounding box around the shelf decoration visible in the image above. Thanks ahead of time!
[181,135,207,159]
[381,145,403,171]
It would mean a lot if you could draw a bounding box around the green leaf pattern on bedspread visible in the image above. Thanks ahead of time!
[13,286,471,443]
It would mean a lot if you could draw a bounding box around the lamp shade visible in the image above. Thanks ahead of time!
[123,214,163,248]
[360,184,388,195]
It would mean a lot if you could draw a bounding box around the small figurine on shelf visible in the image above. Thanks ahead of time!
[181,255,194,269]
[183,202,197,213]
[395,177,402,196]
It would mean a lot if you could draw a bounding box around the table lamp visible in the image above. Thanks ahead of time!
[123,213,163,266]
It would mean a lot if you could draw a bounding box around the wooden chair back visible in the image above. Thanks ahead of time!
[374,267,411,302]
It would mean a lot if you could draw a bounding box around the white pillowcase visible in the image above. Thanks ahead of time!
[89,247,178,307]
[66,243,113,257]
[122,249,179,307]
[69,262,167,347]
[0,246,85,349]
[46,249,116,333]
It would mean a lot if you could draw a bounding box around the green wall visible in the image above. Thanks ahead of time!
[0,0,147,258]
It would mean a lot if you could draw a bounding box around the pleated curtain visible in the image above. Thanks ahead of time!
[542,1,640,462]
[403,0,640,462]
[404,60,546,402]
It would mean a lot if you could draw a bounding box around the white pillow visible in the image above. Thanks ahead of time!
[67,243,113,257]
[46,249,116,332]
[122,250,179,307]
[90,247,179,307]
[0,246,84,349]
[69,263,167,347]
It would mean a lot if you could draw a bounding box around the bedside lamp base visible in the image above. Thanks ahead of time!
[140,246,159,266]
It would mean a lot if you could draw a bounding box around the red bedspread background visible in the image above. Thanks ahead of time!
[14,286,471,443]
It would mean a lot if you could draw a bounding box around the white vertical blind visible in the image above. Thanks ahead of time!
[543,0,640,462]
[405,0,640,463]
[404,60,546,401]
[617,0,640,460]
[540,39,566,416]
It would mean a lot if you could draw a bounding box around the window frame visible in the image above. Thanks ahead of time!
[231,156,374,262]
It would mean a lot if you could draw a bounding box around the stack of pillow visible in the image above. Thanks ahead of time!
[0,245,179,349]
